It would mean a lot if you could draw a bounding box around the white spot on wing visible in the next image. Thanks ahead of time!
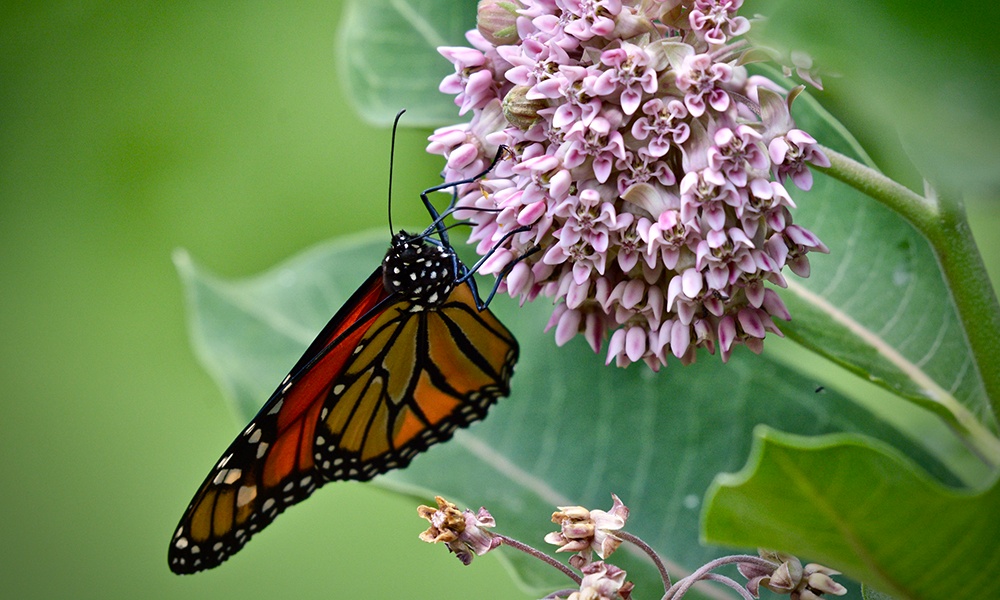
[237,485,257,507]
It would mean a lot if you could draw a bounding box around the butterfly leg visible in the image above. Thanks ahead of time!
[458,225,541,310]
[476,245,541,309]
[420,146,512,244]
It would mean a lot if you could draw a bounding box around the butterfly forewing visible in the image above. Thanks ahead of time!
[169,233,518,574]
[168,268,391,574]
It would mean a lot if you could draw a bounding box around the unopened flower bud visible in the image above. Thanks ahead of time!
[801,563,847,598]
[477,0,521,45]
[502,85,547,130]
[766,555,804,593]
[740,549,846,599]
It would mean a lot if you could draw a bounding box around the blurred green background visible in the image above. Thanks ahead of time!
[2,2,997,600]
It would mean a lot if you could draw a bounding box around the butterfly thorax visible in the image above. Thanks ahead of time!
[382,232,457,309]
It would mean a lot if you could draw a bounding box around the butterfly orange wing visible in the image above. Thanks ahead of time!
[314,282,517,480]
[168,267,389,573]
[168,260,517,574]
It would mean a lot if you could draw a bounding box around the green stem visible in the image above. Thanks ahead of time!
[818,147,1000,433]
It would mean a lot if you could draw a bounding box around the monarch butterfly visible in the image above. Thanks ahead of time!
[168,142,521,574]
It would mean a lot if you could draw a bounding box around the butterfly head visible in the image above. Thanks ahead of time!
[382,232,457,308]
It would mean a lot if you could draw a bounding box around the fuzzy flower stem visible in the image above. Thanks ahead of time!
[618,530,671,590]
[662,555,773,600]
[690,573,755,600]
[495,533,583,585]
[819,146,1000,464]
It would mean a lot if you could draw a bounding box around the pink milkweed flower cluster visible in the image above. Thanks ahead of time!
[427,0,830,369]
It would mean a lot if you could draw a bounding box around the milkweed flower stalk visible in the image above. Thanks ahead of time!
[427,0,830,369]
[417,494,847,599]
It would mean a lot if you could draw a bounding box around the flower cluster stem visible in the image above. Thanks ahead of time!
[495,533,582,585]
[618,530,671,590]
[663,555,772,600]
[696,573,756,600]
[819,147,1000,464]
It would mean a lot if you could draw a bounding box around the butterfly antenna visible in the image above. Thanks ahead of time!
[387,109,407,236]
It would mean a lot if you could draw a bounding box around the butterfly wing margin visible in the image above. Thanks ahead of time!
[168,267,393,574]
[314,282,518,481]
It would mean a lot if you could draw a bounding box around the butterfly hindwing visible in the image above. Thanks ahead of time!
[314,282,517,481]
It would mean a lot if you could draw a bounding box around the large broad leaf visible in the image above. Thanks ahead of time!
[175,236,960,598]
[336,0,474,126]
[703,428,1000,600]
[776,84,998,452]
